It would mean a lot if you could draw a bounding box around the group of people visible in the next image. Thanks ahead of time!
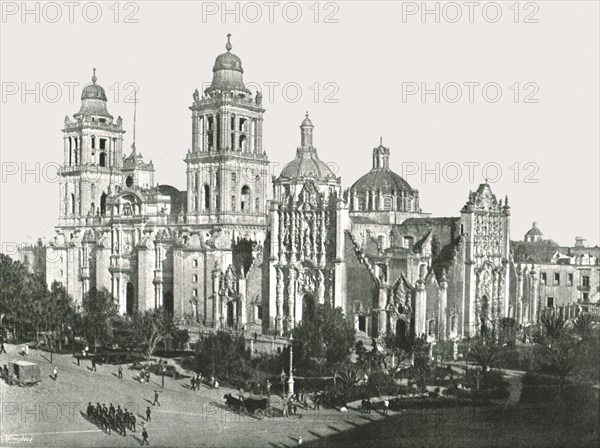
[86,402,138,436]
[139,367,151,383]
[190,373,203,390]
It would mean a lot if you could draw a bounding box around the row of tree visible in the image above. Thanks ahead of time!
[0,255,176,358]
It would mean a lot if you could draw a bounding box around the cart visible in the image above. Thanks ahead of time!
[7,361,41,386]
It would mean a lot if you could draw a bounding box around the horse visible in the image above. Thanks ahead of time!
[223,393,244,413]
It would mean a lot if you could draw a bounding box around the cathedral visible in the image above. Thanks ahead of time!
[30,36,522,342]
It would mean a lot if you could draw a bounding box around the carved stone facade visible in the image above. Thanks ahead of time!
[23,36,541,343]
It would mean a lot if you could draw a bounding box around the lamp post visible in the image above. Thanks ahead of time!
[287,334,294,399]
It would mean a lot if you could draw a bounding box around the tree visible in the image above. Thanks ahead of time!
[291,303,356,384]
[130,308,177,359]
[0,254,48,341]
[195,330,248,379]
[81,288,118,352]
[572,313,593,342]
[381,331,429,379]
[468,339,502,373]
[47,281,76,350]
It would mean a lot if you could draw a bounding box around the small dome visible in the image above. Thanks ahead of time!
[213,51,243,73]
[81,69,107,101]
[301,113,313,127]
[205,34,250,95]
[526,222,543,236]
[74,69,112,119]
[280,149,336,181]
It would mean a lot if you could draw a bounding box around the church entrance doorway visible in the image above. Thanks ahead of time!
[163,291,174,315]
[126,282,135,315]
[302,293,315,322]
[227,301,235,328]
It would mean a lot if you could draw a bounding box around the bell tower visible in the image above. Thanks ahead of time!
[59,69,125,227]
[185,34,268,227]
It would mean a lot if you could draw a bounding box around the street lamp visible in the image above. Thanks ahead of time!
[287,334,294,399]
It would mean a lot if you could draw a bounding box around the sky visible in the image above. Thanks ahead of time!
[1,1,599,252]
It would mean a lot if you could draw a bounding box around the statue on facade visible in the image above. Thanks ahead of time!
[193,89,199,102]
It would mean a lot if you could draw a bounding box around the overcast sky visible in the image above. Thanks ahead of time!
[1,1,598,251]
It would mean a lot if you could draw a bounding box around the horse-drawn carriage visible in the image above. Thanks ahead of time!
[223,393,271,419]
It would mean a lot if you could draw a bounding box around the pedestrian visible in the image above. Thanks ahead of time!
[146,406,151,421]
[91,358,97,372]
[282,397,289,418]
[53,366,58,380]
[131,414,137,432]
[141,426,149,445]
[153,390,161,406]
[25,344,29,356]
[196,373,201,389]
[383,398,389,416]
[0,342,7,354]
[266,379,271,396]
[191,376,196,391]
[146,371,150,383]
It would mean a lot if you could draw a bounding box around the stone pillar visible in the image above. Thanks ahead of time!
[192,111,200,152]
[438,271,448,341]
[414,269,427,338]
[317,270,325,304]
[276,267,284,336]
[288,268,296,329]
[239,276,247,326]
[530,266,539,323]
[377,287,387,336]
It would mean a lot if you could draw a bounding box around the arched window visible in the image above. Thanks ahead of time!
[450,315,458,333]
[239,135,247,152]
[99,152,107,167]
[70,193,76,214]
[231,172,236,187]
[383,196,393,210]
[100,192,107,216]
[203,184,210,210]
[241,185,250,211]
[91,136,96,149]
[356,197,365,211]
[231,195,236,212]
[403,236,414,249]
[428,319,436,336]
[255,197,259,212]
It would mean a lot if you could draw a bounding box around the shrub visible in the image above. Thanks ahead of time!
[367,371,398,396]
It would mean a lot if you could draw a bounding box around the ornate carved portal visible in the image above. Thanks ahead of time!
[475,262,503,337]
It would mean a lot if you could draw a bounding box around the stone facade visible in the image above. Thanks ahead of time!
[20,36,597,343]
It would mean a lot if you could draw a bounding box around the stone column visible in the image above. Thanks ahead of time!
[288,268,296,329]
[276,267,284,336]
[530,267,539,323]
[438,272,448,341]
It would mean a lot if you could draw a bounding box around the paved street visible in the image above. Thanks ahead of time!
[1,344,391,447]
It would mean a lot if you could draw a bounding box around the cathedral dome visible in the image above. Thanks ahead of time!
[526,222,543,237]
[351,142,414,195]
[352,167,414,195]
[278,113,337,182]
[213,50,243,73]
[74,69,112,119]
[280,149,336,181]
[81,70,107,101]
[205,34,251,95]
